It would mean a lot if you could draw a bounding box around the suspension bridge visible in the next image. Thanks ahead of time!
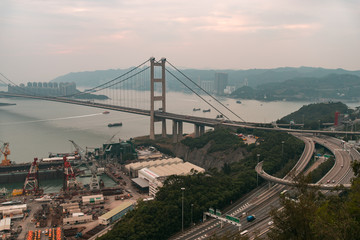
[1,57,359,140]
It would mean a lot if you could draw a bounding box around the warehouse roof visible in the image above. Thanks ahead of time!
[140,162,205,179]
[132,178,149,188]
[99,201,134,221]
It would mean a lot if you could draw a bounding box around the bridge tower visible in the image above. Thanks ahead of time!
[150,57,167,140]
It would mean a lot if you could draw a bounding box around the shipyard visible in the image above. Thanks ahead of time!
[0,138,205,239]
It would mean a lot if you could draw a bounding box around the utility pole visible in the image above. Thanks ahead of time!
[257,154,260,186]
[181,187,185,232]
[191,203,194,226]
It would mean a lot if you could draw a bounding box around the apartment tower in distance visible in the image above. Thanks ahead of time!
[214,72,228,96]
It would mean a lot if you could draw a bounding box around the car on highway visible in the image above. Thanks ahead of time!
[240,230,249,236]
[332,180,335,183]
[327,180,330,183]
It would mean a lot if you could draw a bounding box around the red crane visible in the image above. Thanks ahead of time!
[23,158,41,195]
[63,156,78,191]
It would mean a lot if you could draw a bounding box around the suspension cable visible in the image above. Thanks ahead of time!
[0,72,38,96]
[165,69,232,121]
[60,58,150,98]
[166,61,246,122]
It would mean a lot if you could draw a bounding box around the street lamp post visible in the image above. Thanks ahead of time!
[181,187,185,232]
[257,154,260,186]
[191,203,194,226]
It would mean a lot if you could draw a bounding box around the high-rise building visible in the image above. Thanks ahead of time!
[214,73,228,95]
[200,81,214,93]
[8,82,77,96]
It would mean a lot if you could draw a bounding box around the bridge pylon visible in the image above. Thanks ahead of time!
[150,57,167,140]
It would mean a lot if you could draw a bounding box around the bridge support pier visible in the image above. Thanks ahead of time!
[177,121,183,142]
[194,125,200,138]
[194,124,205,138]
[200,125,205,135]
[172,120,178,143]
[172,120,184,143]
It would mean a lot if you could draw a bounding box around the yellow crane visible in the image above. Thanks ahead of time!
[0,142,11,166]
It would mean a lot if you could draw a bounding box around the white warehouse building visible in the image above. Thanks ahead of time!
[131,160,205,196]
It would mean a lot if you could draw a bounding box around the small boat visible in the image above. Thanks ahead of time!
[236,100,242,104]
[103,111,110,114]
[203,109,211,112]
[193,108,201,111]
[108,122,122,127]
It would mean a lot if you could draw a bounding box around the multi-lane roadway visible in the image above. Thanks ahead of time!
[171,134,357,240]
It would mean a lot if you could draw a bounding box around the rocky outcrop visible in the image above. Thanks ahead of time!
[173,141,248,170]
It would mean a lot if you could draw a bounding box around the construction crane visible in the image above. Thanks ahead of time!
[63,156,79,191]
[69,140,100,191]
[0,142,11,166]
[23,158,41,195]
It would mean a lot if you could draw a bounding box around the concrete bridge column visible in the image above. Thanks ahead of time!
[200,125,205,136]
[172,120,178,143]
[162,119,167,138]
[177,121,183,142]
[194,124,200,138]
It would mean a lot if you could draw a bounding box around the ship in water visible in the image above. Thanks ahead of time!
[108,122,123,127]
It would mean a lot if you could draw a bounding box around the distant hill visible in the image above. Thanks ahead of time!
[277,102,350,129]
[51,66,360,92]
[231,74,360,101]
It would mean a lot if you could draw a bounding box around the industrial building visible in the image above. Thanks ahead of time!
[61,202,81,215]
[94,141,137,163]
[0,218,11,232]
[0,204,27,215]
[0,204,27,220]
[82,194,104,205]
[98,201,134,225]
[126,159,205,196]
[63,215,93,225]
[125,158,183,177]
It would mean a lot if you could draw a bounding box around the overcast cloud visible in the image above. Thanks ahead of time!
[0,0,359,83]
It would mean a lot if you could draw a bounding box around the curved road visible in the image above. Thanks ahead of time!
[171,134,315,240]
[171,134,357,240]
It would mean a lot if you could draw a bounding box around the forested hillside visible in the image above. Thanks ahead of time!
[267,162,360,240]
[98,129,304,240]
[277,102,350,129]
[231,74,360,101]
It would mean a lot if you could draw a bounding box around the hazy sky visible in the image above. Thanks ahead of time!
[1,0,359,83]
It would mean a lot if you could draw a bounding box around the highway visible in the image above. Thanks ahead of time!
[171,134,357,240]
[245,135,356,240]
[172,134,315,240]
